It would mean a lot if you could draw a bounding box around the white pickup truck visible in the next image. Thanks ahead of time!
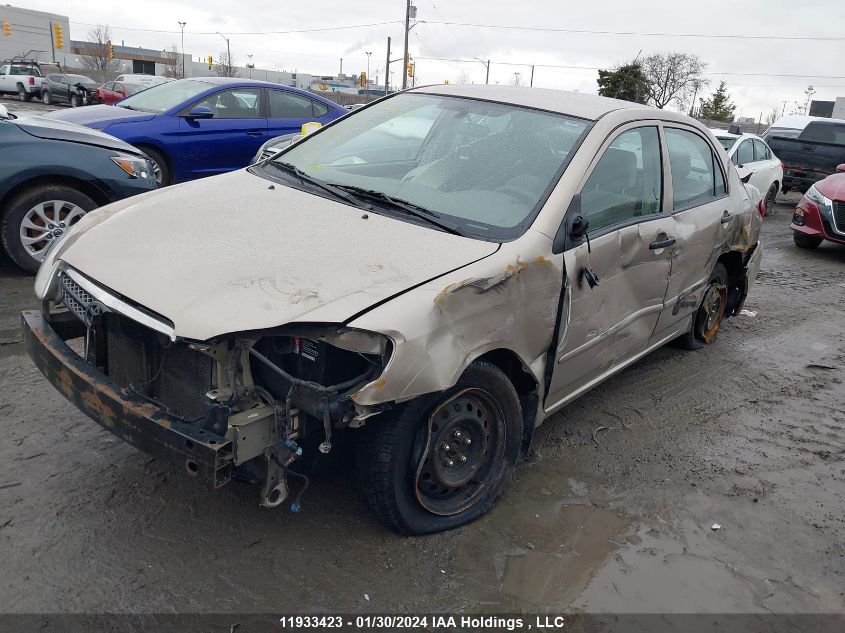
[0,61,54,101]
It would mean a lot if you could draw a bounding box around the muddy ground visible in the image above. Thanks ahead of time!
[0,195,843,621]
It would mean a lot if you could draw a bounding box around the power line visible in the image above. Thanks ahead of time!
[421,20,844,42]
[412,56,845,80]
[69,20,402,36]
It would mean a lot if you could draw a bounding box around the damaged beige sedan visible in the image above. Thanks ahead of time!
[23,85,762,534]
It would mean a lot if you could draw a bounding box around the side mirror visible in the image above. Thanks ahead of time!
[0,104,9,120]
[184,106,214,120]
[552,194,588,254]
[837,164,845,173]
[741,172,752,184]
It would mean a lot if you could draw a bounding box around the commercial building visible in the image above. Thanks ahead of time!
[0,5,70,64]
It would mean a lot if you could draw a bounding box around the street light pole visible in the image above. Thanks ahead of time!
[365,51,372,94]
[178,21,186,78]
[402,0,410,89]
[247,54,253,79]
[216,32,231,76]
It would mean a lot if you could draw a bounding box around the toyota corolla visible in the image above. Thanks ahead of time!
[23,85,762,534]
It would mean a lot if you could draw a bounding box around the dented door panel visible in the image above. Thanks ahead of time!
[545,217,674,409]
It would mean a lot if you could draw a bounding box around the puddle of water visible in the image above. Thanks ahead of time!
[499,503,631,608]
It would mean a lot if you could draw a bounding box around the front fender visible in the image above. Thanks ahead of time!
[348,231,561,406]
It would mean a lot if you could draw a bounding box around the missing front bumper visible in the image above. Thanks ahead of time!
[21,309,234,488]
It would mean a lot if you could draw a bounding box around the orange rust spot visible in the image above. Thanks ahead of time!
[80,389,117,425]
[535,256,552,265]
[372,377,387,391]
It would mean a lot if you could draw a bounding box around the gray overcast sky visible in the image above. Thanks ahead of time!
[27,0,845,119]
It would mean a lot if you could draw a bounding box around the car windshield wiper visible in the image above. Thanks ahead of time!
[267,162,371,210]
[329,184,465,237]
[117,104,142,111]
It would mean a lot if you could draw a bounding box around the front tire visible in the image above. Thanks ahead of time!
[356,361,521,534]
[70,94,81,107]
[138,146,172,186]
[1,185,96,274]
[676,263,729,350]
[793,232,823,250]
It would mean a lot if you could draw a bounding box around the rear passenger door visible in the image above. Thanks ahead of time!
[656,126,732,339]
[266,89,329,138]
[546,124,675,408]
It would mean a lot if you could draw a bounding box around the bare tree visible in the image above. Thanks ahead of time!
[642,52,708,110]
[213,50,238,78]
[80,24,120,83]
[764,107,779,126]
[455,70,472,85]
[162,44,183,79]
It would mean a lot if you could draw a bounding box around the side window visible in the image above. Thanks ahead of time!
[0,66,7,75]
[192,88,261,119]
[753,139,770,161]
[269,90,316,118]
[103,82,114,91]
[312,100,330,117]
[665,128,725,209]
[580,126,663,233]
[736,140,754,166]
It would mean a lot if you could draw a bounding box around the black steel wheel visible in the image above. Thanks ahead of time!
[356,361,521,534]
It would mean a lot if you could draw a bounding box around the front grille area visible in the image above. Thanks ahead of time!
[833,201,845,235]
[104,313,213,420]
[57,272,106,327]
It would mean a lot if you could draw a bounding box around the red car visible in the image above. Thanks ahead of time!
[94,81,144,105]
[791,164,845,249]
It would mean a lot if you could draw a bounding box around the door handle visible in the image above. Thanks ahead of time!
[720,211,734,224]
[246,130,263,136]
[649,237,676,250]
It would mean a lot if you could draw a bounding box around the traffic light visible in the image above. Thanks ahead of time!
[359,71,366,88]
[207,55,213,69]
[407,62,414,78]
[107,41,113,59]
[53,23,63,49]
[1,18,11,37]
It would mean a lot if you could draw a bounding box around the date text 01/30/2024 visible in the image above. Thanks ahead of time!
[278,615,570,629]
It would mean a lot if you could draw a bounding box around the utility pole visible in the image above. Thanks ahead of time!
[781,100,788,117]
[402,0,411,89]
[530,65,534,87]
[216,32,231,75]
[339,58,343,75]
[486,60,490,84]
[247,54,253,79]
[178,21,186,78]
[365,51,372,94]
[384,36,391,95]
[48,20,55,62]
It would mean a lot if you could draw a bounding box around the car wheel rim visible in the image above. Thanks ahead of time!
[19,200,87,262]
[766,186,776,214]
[697,282,727,344]
[413,388,506,516]
[150,160,163,184]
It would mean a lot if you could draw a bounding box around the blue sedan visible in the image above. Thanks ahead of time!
[42,77,346,185]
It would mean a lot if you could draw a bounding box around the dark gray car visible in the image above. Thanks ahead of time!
[41,73,98,107]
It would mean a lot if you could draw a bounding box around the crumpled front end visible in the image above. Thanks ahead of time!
[25,264,393,509]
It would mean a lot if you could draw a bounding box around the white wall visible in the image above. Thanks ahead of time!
[833,97,845,121]
[0,5,70,64]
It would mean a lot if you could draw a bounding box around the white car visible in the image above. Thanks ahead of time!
[710,129,783,216]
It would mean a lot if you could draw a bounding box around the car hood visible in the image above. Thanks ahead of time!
[17,116,143,154]
[58,170,499,341]
[816,173,845,201]
[41,104,155,129]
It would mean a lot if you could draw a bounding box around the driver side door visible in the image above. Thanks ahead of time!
[545,124,675,410]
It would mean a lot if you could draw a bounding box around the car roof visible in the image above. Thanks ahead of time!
[409,84,654,121]
[708,129,763,142]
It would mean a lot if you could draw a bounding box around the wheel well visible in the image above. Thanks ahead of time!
[0,175,110,215]
[135,144,171,172]
[717,251,745,316]
[475,349,540,456]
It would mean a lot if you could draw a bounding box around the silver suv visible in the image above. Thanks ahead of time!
[25,85,762,534]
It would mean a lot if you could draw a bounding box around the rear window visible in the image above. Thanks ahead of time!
[716,136,737,151]
[763,127,801,142]
[799,122,845,145]
[10,65,40,76]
